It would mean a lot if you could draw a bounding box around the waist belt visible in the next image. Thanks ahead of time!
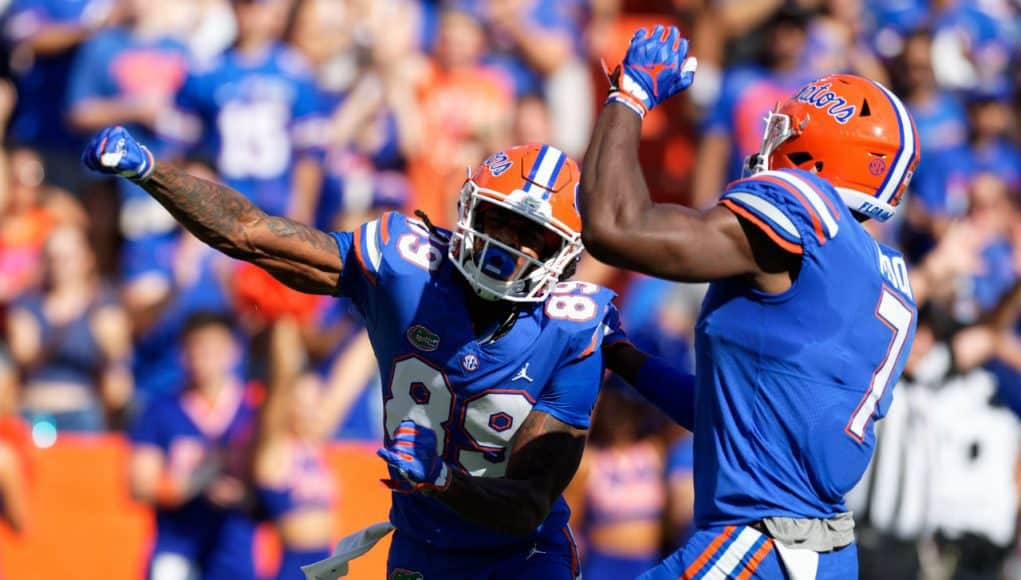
[749,512,855,553]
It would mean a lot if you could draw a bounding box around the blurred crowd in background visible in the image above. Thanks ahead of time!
[0,0,1017,578]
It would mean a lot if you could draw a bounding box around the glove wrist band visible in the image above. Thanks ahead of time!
[132,147,157,183]
[606,91,648,119]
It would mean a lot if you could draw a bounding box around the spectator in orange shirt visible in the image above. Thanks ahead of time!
[408,7,514,228]
[0,146,87,305]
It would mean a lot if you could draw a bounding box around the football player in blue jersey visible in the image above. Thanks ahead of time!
[84,127,614,579]
[581,26,921,579]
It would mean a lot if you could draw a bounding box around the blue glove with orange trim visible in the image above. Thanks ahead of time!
[606,24,698,118]
[82,126,156,181]
[378,419,451,494]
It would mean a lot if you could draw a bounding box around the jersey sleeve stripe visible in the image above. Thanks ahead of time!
[753,175,826,243]
[561,527,580,578]
[812,179,842,221]
[723,192,802,241]
[720,199,804,255]
[765,171,839,238]
[352,226,378,286]
[379,211,394,245]
[364,218,384,272]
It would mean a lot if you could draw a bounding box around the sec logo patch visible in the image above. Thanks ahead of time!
[461,354,479,372]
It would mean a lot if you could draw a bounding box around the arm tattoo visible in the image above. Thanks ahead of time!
[141,161,263,255]
[140,161,342,293]
[262,215,339,254]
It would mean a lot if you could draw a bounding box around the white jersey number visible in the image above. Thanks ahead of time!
[845,288,914,441]
[217,101,291,179]
[545,281,599,322]
[383,355,534,476]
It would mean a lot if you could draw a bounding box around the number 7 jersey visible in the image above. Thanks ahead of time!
[330,212,615,550]
[698,168,918,527]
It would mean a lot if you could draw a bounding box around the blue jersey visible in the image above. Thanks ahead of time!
[67,27,189,156]
[175,43,321,216]
[701,168,917,527]
[129,382,259,560]
[4,0,109,148]
[330,212,611,551]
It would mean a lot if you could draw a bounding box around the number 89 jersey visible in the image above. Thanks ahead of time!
[330,212,614,550]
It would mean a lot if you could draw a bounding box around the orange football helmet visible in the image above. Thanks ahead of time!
[747,74,920,222]
[450,144,584,302]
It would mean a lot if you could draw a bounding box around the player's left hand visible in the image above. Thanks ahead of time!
[378,419,451,494]
[81,125,156,181]
[607,25,698,118]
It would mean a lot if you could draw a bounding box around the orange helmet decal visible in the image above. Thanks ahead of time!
[755,74,921,222]
[473,144,583,235]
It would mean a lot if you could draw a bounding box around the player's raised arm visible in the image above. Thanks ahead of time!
[81,126,342,295]
[580,27,767,283]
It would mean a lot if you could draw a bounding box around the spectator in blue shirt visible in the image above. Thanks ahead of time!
[3,0,117,191]
[690,6,816,208]
[66,0,192,281]
[174,0,323,223]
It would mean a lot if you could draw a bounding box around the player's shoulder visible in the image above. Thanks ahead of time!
[541,281,617,335]
[381,211,452,258]
[346,211,451,285]
[721,168,844,254]
[537,281,617,363]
